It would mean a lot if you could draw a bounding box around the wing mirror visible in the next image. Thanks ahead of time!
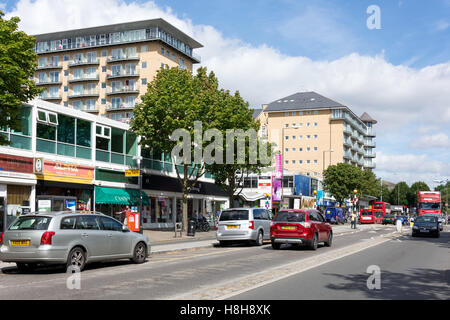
[122,225,130,232]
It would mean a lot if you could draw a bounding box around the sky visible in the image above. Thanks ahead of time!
[2,0,449,188]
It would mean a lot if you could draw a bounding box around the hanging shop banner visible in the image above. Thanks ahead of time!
[0,154,33,174]
[272,178,282,201]
[275,153,283,179]
[35,160,94,185]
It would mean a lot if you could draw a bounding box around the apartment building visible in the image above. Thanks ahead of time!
[255,92,377,177]
[33,19,202,123]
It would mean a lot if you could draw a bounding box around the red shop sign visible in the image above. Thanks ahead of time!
[0,154,34,174]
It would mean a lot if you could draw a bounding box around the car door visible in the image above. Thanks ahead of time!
[253,209,264,234]
[315,211,329,241]
[99,216,133,257]
[261,210,271,239]
[76,215,109,259]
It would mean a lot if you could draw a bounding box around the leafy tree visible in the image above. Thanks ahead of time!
[0,11,41,144]
[360,170,380,198]
[323,163,363,205]
[206,90,273,205]
[408,181,430,208]
[435,181,449,214]
[131,67,220,231]
[390,182,410,206]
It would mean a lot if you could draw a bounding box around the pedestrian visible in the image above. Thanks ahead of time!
[351,211,357,229]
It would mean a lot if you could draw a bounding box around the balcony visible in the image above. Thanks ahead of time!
[68,75,99,83]
[107,55,139,63]
[68,90,99,99]
[73,106,100,113]
[35,80,62,86]
[343,151,352,160]
[40,95,62,101]
[106,86,139,96]
[343,139,352,147]
[106,71,140,80]
[365,162,376,169]
[365,150,376,158]
[106,104,136,111]
[366,127,376,137]
[36,63,62,70]
[365,140,376,148]
[68,59,100,67]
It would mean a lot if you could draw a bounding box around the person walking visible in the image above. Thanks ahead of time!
[351,211,357,229]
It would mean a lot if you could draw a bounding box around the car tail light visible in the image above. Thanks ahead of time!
[40,232,55,245]
[0,232,3,245]
[249,221,254,229]
[270,221,274,227]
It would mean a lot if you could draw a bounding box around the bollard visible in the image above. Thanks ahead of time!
[396,219,402,233]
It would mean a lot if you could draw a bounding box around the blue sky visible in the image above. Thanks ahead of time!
[3,0,450,186]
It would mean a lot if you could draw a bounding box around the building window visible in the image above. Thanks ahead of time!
[292,148,296,152]
[102,66,107,73]
[314,160,318,164]
[314,111,319,115]
[285,124,289,128]
[0,106,32,150]
[141,45,148,53]
[299,160,303,164]
[161,48,165,55]
[285,148,289,152]
[314,135,318,139]
[292,112,296,116]
[101,99,106,105]
[141,78,147,85]
[307,160,311,164]
[64,54,70,61]
[292,160,296,164]
[102,50,107,57]
[314,147,318,151]
[307,123,310,127]
[285,161,289,165]
[307,147,310,152]
[101,82,106,89]
[314,122,318,126]
[285,112,289,116]
[142,61,147,69]
[285,136,289,140]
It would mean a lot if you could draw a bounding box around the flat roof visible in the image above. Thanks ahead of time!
[33,18,203,49]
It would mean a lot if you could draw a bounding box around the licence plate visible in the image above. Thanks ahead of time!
[226,225,239,229]
[281,226,296,230]
[420,229,429,233]
[11,240,30,247]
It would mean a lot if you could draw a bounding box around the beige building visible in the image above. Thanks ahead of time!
[255,92,377,178]
[33,19,202,123]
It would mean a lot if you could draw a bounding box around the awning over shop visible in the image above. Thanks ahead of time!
[238,190,266,202]
[95,186,150,206]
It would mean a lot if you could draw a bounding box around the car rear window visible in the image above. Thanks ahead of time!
[274,211,305,222]
[415,216,437,223]
[220,210,249,221]
[9,216,52,231]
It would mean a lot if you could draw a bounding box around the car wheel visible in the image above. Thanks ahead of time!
[324,232,333,247]
[309,233,318,251]
[132,242,147,264]
[66,247,86,272]
[271,241,281,250]
[255,231,264,246]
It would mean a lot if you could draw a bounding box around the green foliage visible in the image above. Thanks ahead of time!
[390,182,410,206]
[323,163,363,205]
[0,11,41,145]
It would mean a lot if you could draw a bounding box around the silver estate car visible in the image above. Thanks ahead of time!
[216,208,273,246]
[0,211,151,272]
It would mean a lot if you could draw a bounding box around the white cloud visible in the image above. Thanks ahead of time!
[376,151,450,186]
[5,0,450,181]
[410,133,450,149]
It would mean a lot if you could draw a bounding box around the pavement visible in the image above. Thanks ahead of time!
[0,224,399,269]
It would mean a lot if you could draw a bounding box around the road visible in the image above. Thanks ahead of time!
[0,224,448,300]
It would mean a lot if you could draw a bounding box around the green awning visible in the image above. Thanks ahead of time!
[95,186,149,206]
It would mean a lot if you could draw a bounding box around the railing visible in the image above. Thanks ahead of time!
[69,59,100,67]
[68,90,99,98]
[37,63,62,70]
[36,80,62,85]
[107,86,139,95]
[69,75,99,82]
[107,55,139,63]
[365,150,376,157]
[365,140,376,148]
[106,104,136,111]
[366,127,376,136]
[106,70,140,79]
[40,95,62,100]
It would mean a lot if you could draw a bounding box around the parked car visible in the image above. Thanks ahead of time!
[0,211,151,272]
[216,208,273,246]
[412,215,440,238]
[382,214,396,225]
[270,209,332,251]
[324,207,345,224]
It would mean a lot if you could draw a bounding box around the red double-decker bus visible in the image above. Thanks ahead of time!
[417,191,441,216]
[372,202,391,223]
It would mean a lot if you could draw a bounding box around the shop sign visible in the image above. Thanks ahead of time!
[33,158,44,174]
[0,154,33,174]
[125,170,140,177]
[36,160,94,185]
[38,199,51,212]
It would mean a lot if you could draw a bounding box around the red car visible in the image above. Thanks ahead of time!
[270,209,332,250]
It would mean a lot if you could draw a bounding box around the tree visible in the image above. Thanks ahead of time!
[323,163,363,205]
[0,11,41,145]
[390,182,410,206]
[206,90,273,205]
[408,181,430,208]
[131,67,222,231]
[435,181,449,214]
[360,169,380,198]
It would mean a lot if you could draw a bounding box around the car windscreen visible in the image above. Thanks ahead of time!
[9,216,52,231]
[274,211,305,222]
[361,211,372,216]
[419,203,440,210]
[219,210,249,221]
[415,216,437,223]
[384,215,395,218]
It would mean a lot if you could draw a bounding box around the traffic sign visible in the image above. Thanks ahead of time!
[125,170,140,177]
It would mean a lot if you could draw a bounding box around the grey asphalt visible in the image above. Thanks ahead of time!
[0,225,396,300]
[232,227,450,300]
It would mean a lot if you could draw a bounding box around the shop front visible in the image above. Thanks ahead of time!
[0,154,36,231]
[34,159,94,212]
[94,186,150,223]
[142,174,229,229]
